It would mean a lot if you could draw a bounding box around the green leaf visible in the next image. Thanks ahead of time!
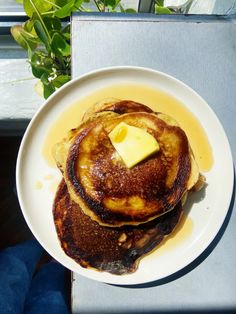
[23,0,53,18]
[124,8,136,13]
[23,18,37,36]
[55,0,69,6]
[11,25,38,51]
[40,73,56,99]
[30,51,53,78]
[44,17,62,32]
[43,81,56,98]
[52,75,70,88]
[74,0,84,8]
[55,0,75,18]
[61,32,70,41]
[34,20,51,52]
[51,32,70,56]
[155,5,172,14]
[104,0,116,9]
[16,0,23,4]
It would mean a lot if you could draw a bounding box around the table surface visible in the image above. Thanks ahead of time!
[71,13,236,313]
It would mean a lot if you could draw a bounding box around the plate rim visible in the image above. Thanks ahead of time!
[16,65,234,285]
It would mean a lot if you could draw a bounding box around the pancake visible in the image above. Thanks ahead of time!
[53,100,200,227]
[53,180,183,275]
[82,99,153,122]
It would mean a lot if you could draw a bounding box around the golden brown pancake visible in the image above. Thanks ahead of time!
[53,100,200,227]
[63,113,190,226]
[53,180,183,275]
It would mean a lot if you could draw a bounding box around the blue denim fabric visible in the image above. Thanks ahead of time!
[24,262,69,314]
[0,240,69,314]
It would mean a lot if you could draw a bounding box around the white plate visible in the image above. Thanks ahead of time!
[16,66,234,285]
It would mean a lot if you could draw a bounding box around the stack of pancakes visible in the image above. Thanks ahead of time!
[53,99,204,275]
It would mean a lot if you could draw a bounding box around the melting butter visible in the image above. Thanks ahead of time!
[109,122,159,168]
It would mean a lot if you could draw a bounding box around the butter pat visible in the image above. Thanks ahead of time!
[108,122,159,168]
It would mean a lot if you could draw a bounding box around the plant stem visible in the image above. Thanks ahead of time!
[41,11,57,15]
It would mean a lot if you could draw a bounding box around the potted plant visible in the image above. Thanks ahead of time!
[11,0,193,98]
